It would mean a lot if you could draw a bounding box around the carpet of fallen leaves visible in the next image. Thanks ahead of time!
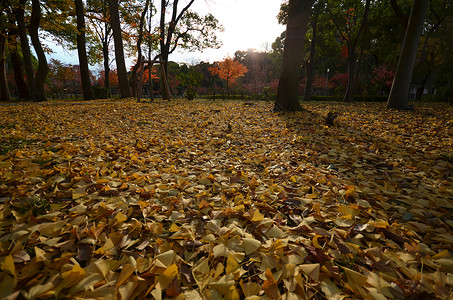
[0,99,452,300]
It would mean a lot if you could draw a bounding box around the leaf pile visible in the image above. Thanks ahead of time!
[0,100,452,299]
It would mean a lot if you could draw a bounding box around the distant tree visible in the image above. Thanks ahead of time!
[75,0,95,100]
[274,0,314,111]
[209,57,248,98]
[177,69,203,100]
[86,0,113,95]
[235,49,273,98]
[387,0,429,109]
[327,0,370,102]
[157,0,222,100]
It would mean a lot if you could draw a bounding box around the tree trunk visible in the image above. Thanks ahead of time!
[159,0,171,100]
[0,21,10,102]
[343,46,356,102]
[10,49,29,99]
[16,0,36,100]
[387,0,429,109]
[75,0,95,100]
[102,40,111,95]
[108,0,132,98]
[274,0,314,111]
[131,0,149,98]
[159,57,170,100]
[29,0,49,102]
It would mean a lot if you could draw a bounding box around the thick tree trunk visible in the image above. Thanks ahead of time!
[108,0,132,98]
[75,0,95,100]
[29,0,49,102]
[16,0,36,100]
[274,0,314,111]
[387,0,429,109]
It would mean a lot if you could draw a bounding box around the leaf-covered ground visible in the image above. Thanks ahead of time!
[0,100,452,299]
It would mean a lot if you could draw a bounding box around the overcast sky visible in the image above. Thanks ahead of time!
[48,0,285,66]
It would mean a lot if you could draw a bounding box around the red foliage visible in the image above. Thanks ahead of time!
[329,73,348,89]
[371,65,394,87]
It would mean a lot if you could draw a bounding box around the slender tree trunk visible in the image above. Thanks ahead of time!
[274,0,314,111]
[148,1,154,101]
[16,0,36,100]
[0,19,10,102]
[343,0,370,102]
[415,70,430,100]
[101,0,111,96]
[29,0,49,102]
[387,0,429,109]
[102,40,110,95]
[75,0,95,100]
[131,0,149,98]
[108,0,132,98]
[302,14,317,101]
[159,0,171,100]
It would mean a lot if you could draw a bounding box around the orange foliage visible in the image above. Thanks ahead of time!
[209,57,248,86]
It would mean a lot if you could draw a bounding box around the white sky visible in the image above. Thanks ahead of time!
[48,0,285,66]
[171,0,285,63]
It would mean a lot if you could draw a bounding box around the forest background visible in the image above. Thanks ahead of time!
[0,0,452,104]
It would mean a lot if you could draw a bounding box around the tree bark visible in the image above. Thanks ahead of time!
[29,0,49,101]
[75,0,95,100]
[108,0,132,98]
[343,45,356,102]
[387,0,429,109]
[274,0,314,111]
[15,0,36,100]
[10,48,29,99]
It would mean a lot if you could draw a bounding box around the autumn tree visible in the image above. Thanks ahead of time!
[387,0,429,109]
[209,57,248,99]
[274,0,314,111]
